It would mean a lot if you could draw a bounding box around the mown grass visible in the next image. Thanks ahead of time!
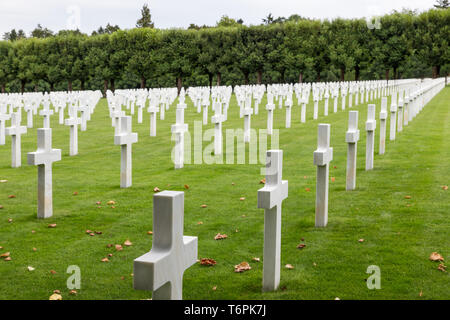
[0,86,448,300]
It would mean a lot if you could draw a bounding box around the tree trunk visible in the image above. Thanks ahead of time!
[50,83,54,92]
[216,72,222,86]
[385,69,390,81]
[393,66,398,80]
[280,70,285,83]
[299,72,303,83]
[1,84,5,93]
[80,80,85,91]
[140,76,146,88]
[34,84,38,92]
[432,66,440,78]
[103,79,109,97]
[244,72,249,85]
[21,80,25,93]
[355,66,360,81]
[340,68,345,81]
[208,73,213,88]
[110,79,115,92]
[257,70,262,84]
[317,71,321,82]
[176,77,182,95]
[68,80,73,92]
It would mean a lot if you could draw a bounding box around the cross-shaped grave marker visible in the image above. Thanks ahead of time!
[114,116,138,188]
[257,150,288,292]
[27,128,61,218]
[134,191,198,300]
[345,111,360,190]
[5,112,27,168]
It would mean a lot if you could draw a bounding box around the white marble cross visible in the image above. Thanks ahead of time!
[58,105,66,125]
[64,106,81,156]
[403,94,410,127]
[171,107,188,169]
[266,94,275,135]
[257,150,288,292]
[379,97,388,155]
[313,94,319,120]
[202,102,208,125]
[39,104,54,129]
[147,104,159,137]
[134,191,198,300]
[27,128,61,218]
[25,106,34,128]
[313,124,333,227]
[345,111,360,191]
[285,99,292,128]
[365,104,376,170]
[5,112,27,168]
[389,92,397,141]
[114,116,138,188]
[0,112,11,145]
[324,91,329,116]
[211,102,225,155]
[301,97,307,123]
[79,105,89,132]
[397,95,404,133]
[243,106,253,143]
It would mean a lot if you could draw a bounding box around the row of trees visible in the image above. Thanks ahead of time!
[0,8,448,94]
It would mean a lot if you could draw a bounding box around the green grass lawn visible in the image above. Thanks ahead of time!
[0,86,449,300]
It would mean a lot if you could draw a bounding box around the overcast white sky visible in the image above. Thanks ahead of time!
[0,0,437,36]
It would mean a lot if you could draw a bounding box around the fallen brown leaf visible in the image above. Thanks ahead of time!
[260,178,266,184]
[404,195,411,199]
[101,258,109,262]
[442,185,448,190]
[252,257,260,262]
[197,222,203,225]
[96,201,101,205]
[358,239,364,243]
[123,239,132,246]
[8,218,12,223]
[115,244,123,251]
[48,224,57,228]
[50,270,57,275]
[107,200,116,205]
[285,264,294,269]
[419,290,423,297]
[214,233,228,240]
[0,205,3,209]
[69,290,77,295]
[73,192,78,196]
[0,180,7,183]
[184,184,189,189]
[8,195,16,199]
[27,266,35,271]
[49,293,62,300]
[0,252,10,258]
[305,188,311,192]
[147,231,153,235]
[239,197,245,201]
[95,231,102,235]
[234,262,251,273]
[212,286,217,291]
[4,257,11,261]
[331,177,335,182]
[200,258,217,266]
[437,263,447,272]
[153,187,160,193]
[429,252,444,262]
[297,243,306,249]
[201,204,207,208]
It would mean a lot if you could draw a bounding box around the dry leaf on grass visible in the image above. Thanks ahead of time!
[437,264,447,272]
[252,257,260,262]
[285,264,294,269]
[214,233,228,240]
[49,294,62,300]
[101,258,109,262]
[0,180,7,183]
[50,270,57,275]
[184,184,189,189]
[8,219,12,223]
[240,197,245,201]
[197,222,203,225]
[115,245,123,251]
[442,185,448,190]
[234,262,251,273]
[107,200,116,205]
[200,258,217,266]
[201,204,207,208]
[53,290,61,294]
[48,224,57,228]
[331,177,335,182]
[297,244,306,249]
[0,206,3,210]
[429,252,444,262]
[8,195,16,199]
[305,188,311,192]
[147,231,153,235]
[212,286,217,291]
[27,266,35,271]
[153,187,160,193]
[260,178,266,184]
[69,290,77,295]
[123,240,132,246]
[0,252,10,258]
[404,195,411,199]
[358,239,365,243]
[4,257,11,261]
[73,192,78,196]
